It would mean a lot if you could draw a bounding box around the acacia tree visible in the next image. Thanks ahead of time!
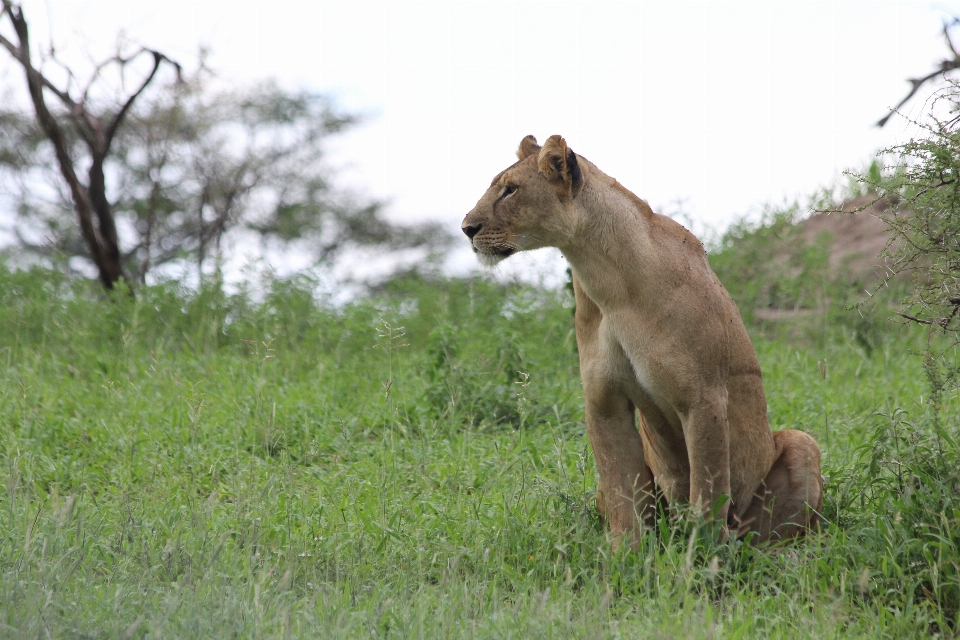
[852,20,960,408]
[0,0,180,289]
[864,87,960,405]
[878,25,960,336]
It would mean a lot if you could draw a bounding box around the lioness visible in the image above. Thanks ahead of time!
[462,135,822,547]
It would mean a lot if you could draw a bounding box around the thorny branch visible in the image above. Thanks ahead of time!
[878,18,960,127]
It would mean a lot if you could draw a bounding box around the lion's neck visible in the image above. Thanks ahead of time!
[559,177,664,312]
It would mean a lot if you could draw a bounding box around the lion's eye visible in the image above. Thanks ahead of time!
[502,184,518,197]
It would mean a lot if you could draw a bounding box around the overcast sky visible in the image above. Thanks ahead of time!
[3,0,958,282]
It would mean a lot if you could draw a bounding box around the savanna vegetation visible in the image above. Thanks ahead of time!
[1,234,958,637]
[2,2,959,637]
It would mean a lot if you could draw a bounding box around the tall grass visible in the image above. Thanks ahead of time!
[0,262,957,638]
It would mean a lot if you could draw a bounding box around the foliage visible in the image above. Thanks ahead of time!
[848,81,960,416]
[708,203,829,318]
[866,94,960,334]
[0,55,449,284]
[1,262,959,637]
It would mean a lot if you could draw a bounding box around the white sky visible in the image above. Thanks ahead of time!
[3,0,959,283]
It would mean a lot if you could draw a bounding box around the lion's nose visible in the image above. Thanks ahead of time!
[461,223,482,239]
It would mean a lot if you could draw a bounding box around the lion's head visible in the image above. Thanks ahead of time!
[461,135,583,266]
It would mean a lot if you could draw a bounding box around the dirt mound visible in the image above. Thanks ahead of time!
[796,195,894,284]
[725,195,901,322]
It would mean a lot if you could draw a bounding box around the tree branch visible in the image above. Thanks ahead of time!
[104,49,180,154]
[0,5,78,109]
[896,311,937,325]
[878,20,960,127]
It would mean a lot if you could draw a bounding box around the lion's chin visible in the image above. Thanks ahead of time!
[474,247,515,267]
[476,251,509,267]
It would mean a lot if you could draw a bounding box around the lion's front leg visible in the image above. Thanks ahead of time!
[583,384,655,551]
[684,394,733,527]
[574,274,653,550]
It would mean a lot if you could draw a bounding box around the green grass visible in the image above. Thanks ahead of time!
[1,264,959,638]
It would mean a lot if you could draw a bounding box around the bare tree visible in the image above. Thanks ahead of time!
[0,0,179,289]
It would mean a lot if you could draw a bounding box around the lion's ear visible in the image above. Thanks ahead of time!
[516,135,541,160]
[537,135,582,200]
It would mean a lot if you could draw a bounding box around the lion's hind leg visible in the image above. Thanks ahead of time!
[737,429,823,543]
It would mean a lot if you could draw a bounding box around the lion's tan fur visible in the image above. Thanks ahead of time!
[463,135,823,547]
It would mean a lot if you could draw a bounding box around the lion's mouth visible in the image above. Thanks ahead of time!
[472,243,515,266]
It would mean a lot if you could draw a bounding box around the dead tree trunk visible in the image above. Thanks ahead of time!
[0,1,178,290]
